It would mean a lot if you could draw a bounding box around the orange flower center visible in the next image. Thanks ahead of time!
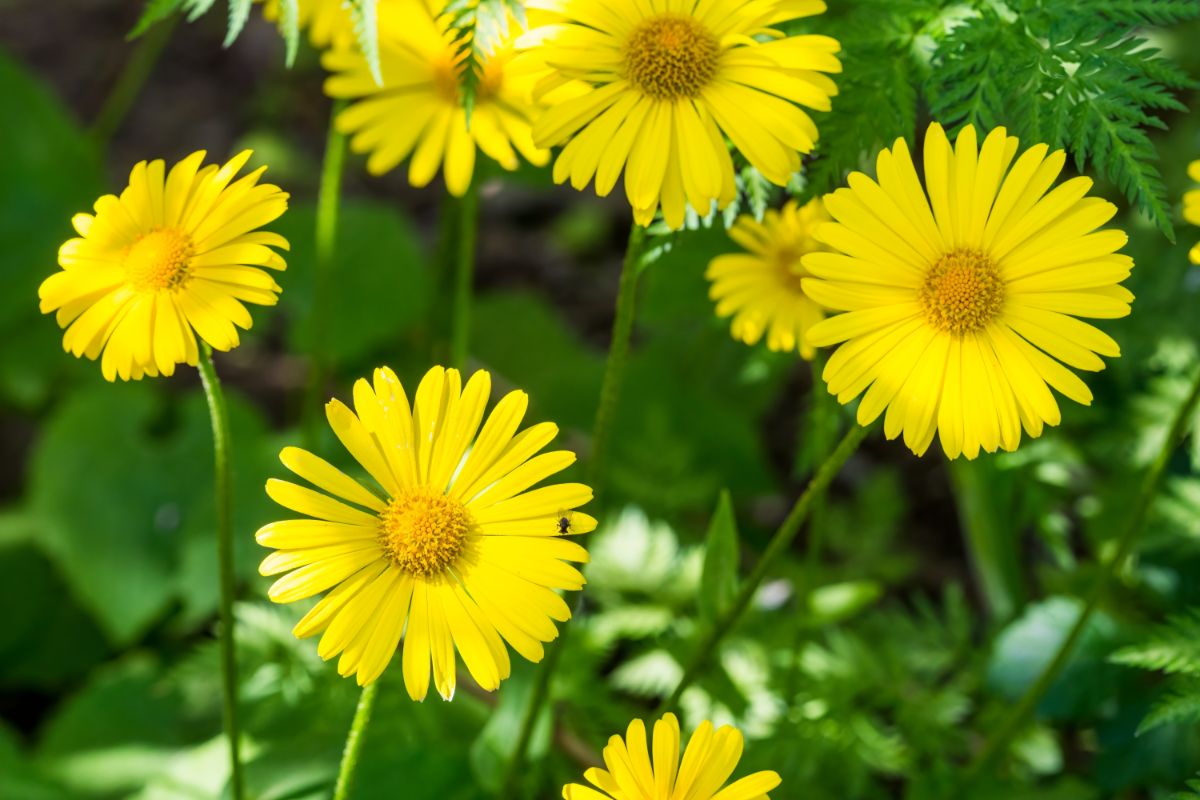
[624,14,719,100]
[432,53,502,106]
[919,249,1005,335]
[124,228,193,291]
[378,489,473,576]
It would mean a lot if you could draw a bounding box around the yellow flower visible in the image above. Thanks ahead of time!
[802,123,1134,459]
[322,1,549,196]
[1186,160,1200,264]
[259,366,594,696]
[262,0,354,49]
[38,151,289,381]
[520,0,840,229]
[562,713,780,800]
[706,199,829,358]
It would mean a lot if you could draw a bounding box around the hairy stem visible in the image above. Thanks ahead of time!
[967,367,1200,779]
[197,346,244,800]
[301,99,347,448]
[333,682,380,800]
[586,223,648,489]
[656,424,870,715]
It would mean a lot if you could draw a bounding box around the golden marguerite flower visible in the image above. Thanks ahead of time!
[1186,159,1200,264]
[38,151,289,381]
[520,0,840,229]
[259,366,595,696]
[802,123,1134,460]
[562,713,780,800]
[262,0,355,49]
[322,0,549,196]
[707,199,829,358]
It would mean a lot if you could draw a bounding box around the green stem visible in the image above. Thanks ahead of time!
[656,424,870,716]
[301,99,347,449]
[966,366,1200,780]
[333,682,380,800]
[91,17,177,148]
[451,180,480,371]
[197,346,244,800]
[586,223,649,489]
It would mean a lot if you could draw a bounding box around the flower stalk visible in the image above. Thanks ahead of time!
[333,682,380,800]
[197,346,244,800]
[966,366,1200,780]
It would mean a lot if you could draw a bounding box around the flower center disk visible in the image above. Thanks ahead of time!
[919,249,1005,335]
[378,490,473,576]
[624,14,719,100]
[124,228,194,291]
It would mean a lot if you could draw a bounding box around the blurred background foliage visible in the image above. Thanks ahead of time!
[1,0,1200,798]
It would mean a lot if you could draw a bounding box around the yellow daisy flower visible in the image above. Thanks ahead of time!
[562,713,780,800]
[1186,159,1200,264]
[258,365,594,697]
[706,199,829,358]
[322,1,550,196]
[520,0,841,229]
[262,0,355,49]
[801,123,1134,460]
[38,151,289,381]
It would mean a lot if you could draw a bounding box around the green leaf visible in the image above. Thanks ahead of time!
[129,0,183,38]
[1111,609,1200,676]
[468,662,551,791]
[807,581,884,627]
[698,489,739,626]
[349,0,382,85]
[223,0,253,47]
[1136,677,1200,736]
[278,0,301,66]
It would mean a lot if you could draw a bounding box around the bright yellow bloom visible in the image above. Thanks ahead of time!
[259,366,594,696]
[322,1,549,196]
[802,123,1134,460]
[38,151,288,381]
[562,714,780,800]
[707,199,829,358]
[1186,160,1200,264]
[262,0,355,49]
[520,0,840,229]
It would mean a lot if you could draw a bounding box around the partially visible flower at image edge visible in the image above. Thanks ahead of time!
[322,0,549,196]
[259,365,594,698]
[562,713,781,800]
[1186,159,1200,264]
[38,150,289,381]
[802,122,1134,459]
[519,0,841,229]
[707,199,830,359]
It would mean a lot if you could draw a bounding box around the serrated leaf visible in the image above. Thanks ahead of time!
[278,0,300,67]
[1111,609,1200,676]
[1136,677,1200,736]
[223,0,253,47]
[808,581,883,627]
[128,0,183,39]
[350,0,382,85]
[698,489,739,626]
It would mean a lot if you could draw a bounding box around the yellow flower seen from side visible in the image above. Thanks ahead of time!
[38,150,289,381]
[322,1,550,196]
[707,199,829,359]
[562,713,780,800]
[802,123,1134,460]
[259,365,595,697]
[1186,159,1200,264]
[521,0,841,229]
[262,0,355,49]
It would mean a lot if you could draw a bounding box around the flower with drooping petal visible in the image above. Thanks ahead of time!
[259,365,595,697]
[802,122,1134,459]
[707,199,829,358]
[322,0,549,196]
[38,150,289,381]
[562,713,780,800]
[520,0,840,228]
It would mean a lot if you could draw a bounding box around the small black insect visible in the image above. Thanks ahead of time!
[556,516,571,534]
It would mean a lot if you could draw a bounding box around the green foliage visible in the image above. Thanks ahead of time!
[698,490,740,626]
[445,0,526,122]
[1111,611,1200,676]
[925,0,1197,239]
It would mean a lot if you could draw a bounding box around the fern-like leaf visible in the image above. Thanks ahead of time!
[223,0,253,47]
[1110,610,1200,676]
[349,0,382,85]
[129,0,182,38]
[445,0,525,123]
[1136,677,1200,736]
[277,0,301,67]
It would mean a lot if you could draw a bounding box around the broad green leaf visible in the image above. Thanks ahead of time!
[698,489,739,626]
